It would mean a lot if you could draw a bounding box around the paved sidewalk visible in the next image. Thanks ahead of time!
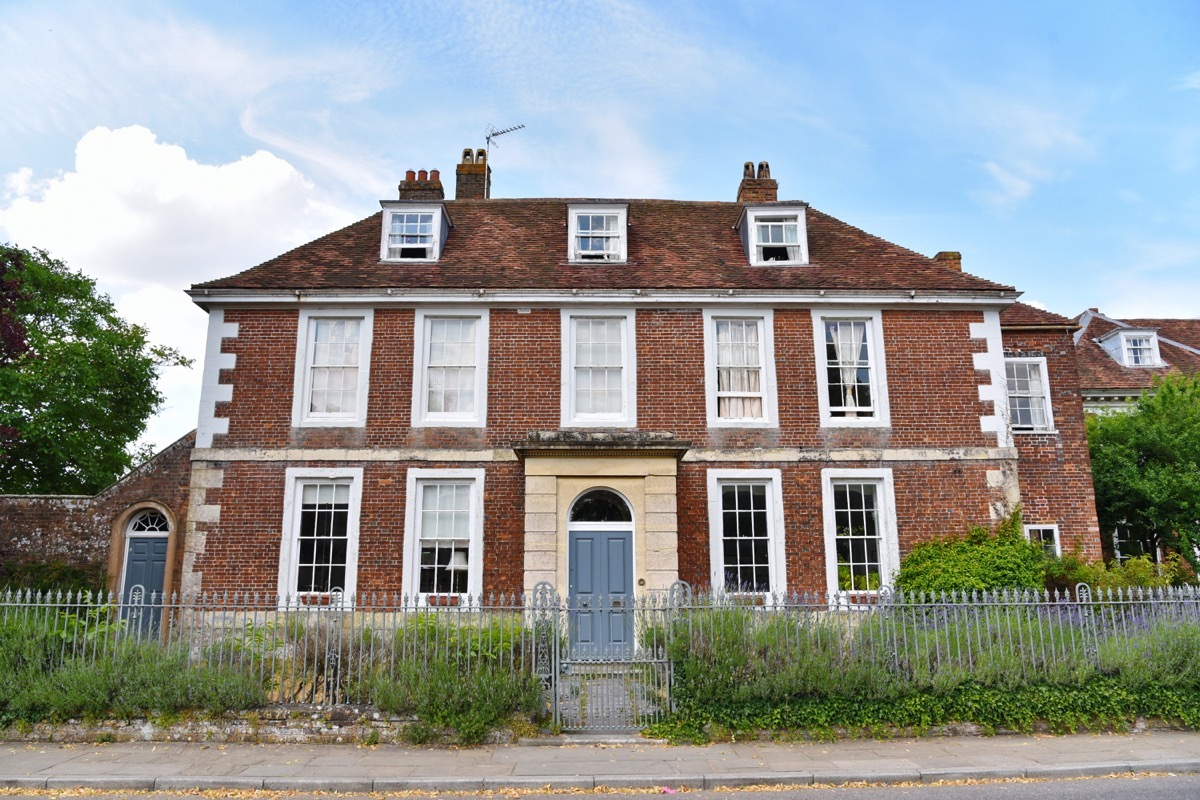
[2,731,1200,792]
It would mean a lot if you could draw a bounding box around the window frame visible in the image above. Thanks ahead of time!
[812,309,891,428]
[742,206,810,266]
[291,309,374,428]
[403,468,485,605]
[411,309,489,427]
[821,468,899,598]
[560,308,638,427]
[379,204,446,262]
[703,309,778,428]
[1120,331,1160,367]
[1025,524,1061,558]
[567,204,628,263]
[706,469,787,598]
[277,467,364,605]
[1005,356,1056,434]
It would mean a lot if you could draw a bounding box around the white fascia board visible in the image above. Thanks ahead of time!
[189,289,1019,309]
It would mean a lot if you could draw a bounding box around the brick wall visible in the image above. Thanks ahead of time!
[210,306,999,452]
[677,459,1002,593]
[1003,327,1103,559]
[191,459,525,596]
[0,432,194,589]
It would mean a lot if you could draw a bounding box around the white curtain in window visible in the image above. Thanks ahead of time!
[829,321,868,414]
[716,319,763,418]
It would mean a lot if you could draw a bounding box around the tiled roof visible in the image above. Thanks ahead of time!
[1000,302,1075,328]
[1125,318,1200,352]
[193,199,1013,294]
[1074,313,1200,392]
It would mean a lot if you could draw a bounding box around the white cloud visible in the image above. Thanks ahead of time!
[0,125,355,290]
[0,125,358,449]
[1181,71,1200,91]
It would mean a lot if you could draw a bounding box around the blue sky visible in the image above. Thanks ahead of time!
[1,0,1198,452]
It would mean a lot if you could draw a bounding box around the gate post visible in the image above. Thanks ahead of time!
[531,581,561,727]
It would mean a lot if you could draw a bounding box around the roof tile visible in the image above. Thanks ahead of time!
[194,200,1014,294]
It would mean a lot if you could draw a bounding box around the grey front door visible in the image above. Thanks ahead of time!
[122,536,167,634]
[568,530,633,658]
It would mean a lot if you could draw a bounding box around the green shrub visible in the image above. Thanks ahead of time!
[367,659,542,745]
[894,510,1044,594]
[0,561,106,594]
[1045,553,1193,595]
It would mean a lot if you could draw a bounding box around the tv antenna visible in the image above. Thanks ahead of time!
[485,123,524,159]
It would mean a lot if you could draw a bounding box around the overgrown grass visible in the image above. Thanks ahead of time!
[652,602,1200,742]
[0,606,546,743]
[0,615,266,727]
[366,613,544,744]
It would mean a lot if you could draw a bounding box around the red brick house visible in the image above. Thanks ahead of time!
[146,152,1103,614]
[1072,309,1200,413]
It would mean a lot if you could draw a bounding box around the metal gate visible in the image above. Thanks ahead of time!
[531,581,688,731]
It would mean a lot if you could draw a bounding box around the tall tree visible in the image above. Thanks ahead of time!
[1088,373,1200,572]
[0,245,190,494]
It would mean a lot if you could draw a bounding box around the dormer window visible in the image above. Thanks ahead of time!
[1096,327,1163,368]
[1123,335,1155,366]
[739,206,809,266]
[756,216,800,262]
[568,204,627,263]
[388,212,433,259]
[380,203,449,262]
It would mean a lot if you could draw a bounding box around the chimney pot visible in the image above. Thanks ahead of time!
[456,145,492,200]
[430,169,440,181]
[737,159,778,203]
[398,167,445,201]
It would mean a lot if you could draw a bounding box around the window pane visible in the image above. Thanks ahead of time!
[720,482,771,593]
[417,481,473,595]
[388,212,434,259]
[834,481,882,592]
[426,317,477,415]
[575,213,621,259]
[1005,361,1048,430]
[570,489,633,522]
[715,318,765,419]
[296,481,350,593]
[308,319,361,415]
[574,317,624,414]
[825,320,873,417]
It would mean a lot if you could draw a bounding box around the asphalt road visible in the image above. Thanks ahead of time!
[2,774,1199,800]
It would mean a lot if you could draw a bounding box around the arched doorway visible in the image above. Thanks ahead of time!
[567,488,634,657]
[119,508,170,634]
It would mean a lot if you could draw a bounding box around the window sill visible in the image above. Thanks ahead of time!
[295,418,367,429]
[708,418,778,429]
[1012,428,1058,435]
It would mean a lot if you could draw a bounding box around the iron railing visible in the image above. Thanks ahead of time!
[2,584,1199,728]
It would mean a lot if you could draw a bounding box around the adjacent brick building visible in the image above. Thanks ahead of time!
[154,150,1103,625]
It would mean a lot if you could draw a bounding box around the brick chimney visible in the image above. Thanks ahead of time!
[736,161,778,203]
[456,148,491,200]
[932,251,962,272]
[398,168,444,200]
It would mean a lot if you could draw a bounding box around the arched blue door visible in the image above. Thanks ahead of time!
[567,490,633,658]
[121,510,169,635]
